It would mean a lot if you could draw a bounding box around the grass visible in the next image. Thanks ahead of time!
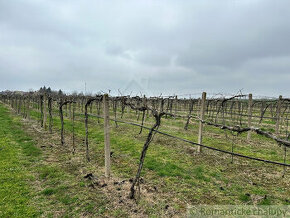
[38,106,283,200]
[0,101,289,217]
[0,104,127,217]
[0,105,40,217]
[30,104,289,205]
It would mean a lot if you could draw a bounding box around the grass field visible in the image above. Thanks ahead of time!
[0,102,289,217]
[0,104,125,217]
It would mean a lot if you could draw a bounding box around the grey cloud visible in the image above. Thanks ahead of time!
[0,0,289,97]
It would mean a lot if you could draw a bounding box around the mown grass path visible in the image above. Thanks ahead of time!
[0,104,125,217]
[0,105,40,217]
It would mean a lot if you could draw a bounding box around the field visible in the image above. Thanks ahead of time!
[0,92,289,217]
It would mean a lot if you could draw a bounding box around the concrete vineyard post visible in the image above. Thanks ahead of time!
[198,92,206,153]
[275,95,282,135]
[103,94,111,178]
[247,93,253,140]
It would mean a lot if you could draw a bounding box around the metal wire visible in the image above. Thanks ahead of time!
[84,113,290,167]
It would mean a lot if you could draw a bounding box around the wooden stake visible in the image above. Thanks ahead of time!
[174,96,177,118]
[72,102,75,154]
[275,95,282,135]
[59,99,65,146]
[40,95,43,127]
[48,97,53,133]
[103,94,111,178]
[43,94,47,129]
[198,92,206,153]
[27,97,30,120]
[69,102,72,119]
[247,93,253,141]
[85,100,90,162]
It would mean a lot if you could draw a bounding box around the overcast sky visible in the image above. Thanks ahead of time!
[0,0,289,97]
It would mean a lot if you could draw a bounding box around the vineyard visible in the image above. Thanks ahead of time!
[0,90,289,216]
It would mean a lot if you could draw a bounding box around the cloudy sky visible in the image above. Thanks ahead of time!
[0,0,289,97]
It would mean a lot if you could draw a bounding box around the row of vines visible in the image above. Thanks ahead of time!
[0,90,289,199]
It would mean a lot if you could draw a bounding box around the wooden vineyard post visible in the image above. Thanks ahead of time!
[23,96,26,118]
[27,97,30,120]
[159,98,164,112]
[40,95,43,127]
[174,96,177,118]
[69,102,72,119]
[43,94,47,129]
[103,94,111,178]
[18,96,22,114]
[198,92,206,153]
[59,99,65,146]
[78,99,80,112]
[48,97,53,133]
[197,98,201,117]
[72,102,76,154]
[247,93,253,141]
[85,99,90,161]
[139,95,146,134]
[275,95,282,135]
[14,96,17,112]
